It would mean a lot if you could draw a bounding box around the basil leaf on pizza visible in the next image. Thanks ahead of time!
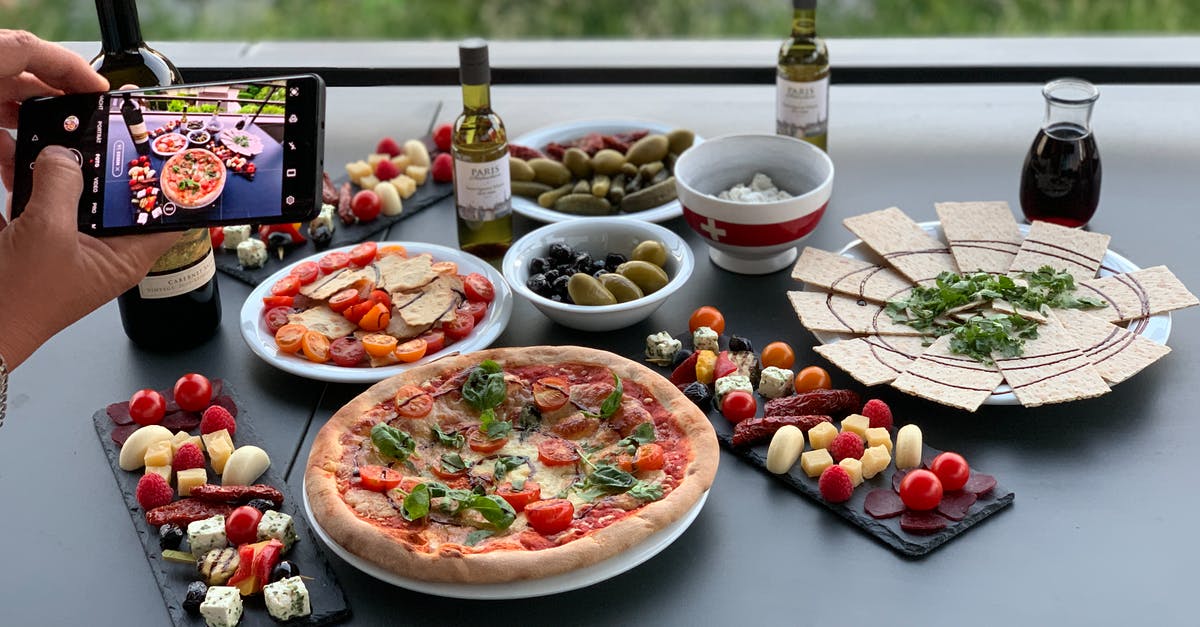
[493,455,526,480]
[479,407,512,440]
[401,483,431,521]
[431,425,465,449]
[629,480,664,502]
[618,422,657,454]
[462,359,506,410]
[371,423,416,462]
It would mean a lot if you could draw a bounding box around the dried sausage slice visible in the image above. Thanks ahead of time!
[937,491,978,521]
[963,473,997,497]
[864,489,905,519]
[899,510,948,535]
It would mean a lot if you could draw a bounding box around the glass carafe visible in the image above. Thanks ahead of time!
[1019,78,1101,228]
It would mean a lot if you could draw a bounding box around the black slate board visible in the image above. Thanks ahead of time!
[92,382,352,626]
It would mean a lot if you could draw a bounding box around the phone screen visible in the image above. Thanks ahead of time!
[11,74,324,235]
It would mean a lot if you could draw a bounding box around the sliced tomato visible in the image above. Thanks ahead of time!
[378,244,407,257]
[270,275,301,297]
[289,260,320,285]
[533,377,570,412]
[359,465,404,492]
[367,289,391,307]
[349,241,378,267]
[459,300,488,323]
[318,251,351,274]
[300,330,331,363]
[495,481,541,513]
[394,384,434,418]
[393,338,428,363]
[537,438,580,466]
[263,306,293,334]
[468,429,508,454]
[330,336,366,367]
[274,324,306,353]
[361,333,398,358]
[524,499,575,535]
[262,295,295,308]
[357,302,391,332]
[328,288,361,313]
[430,460,468,480]
[443,310,475,340]
[344,301,375,324]
[634,443,665,471]
[418,330,446,354]
[463,273,495,303]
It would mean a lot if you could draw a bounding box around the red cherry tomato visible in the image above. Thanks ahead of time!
[350,190,383,222]
[537,438,579,466]
[532,377,570,413]
[328,288,361,313]
[270,275,301,297]
[261,295,294,308]
[358,465,404,492]
[343,301,375,325]
[367,289,391,307]
[899,469,944,511]
[720,390,757,423]
[289,261,320,285]
[128,389,166,426]
[329,336,366,367]
[224,506,263,547]
[793,365,832,393]
[394,385,434,418]
[495,481,541,513]
[463,273,495,303]
[349,241,378,267]
[688,306,726,334]
[524,499,575,535]
[430,459,468,480]
[467,429,508,454]
[318,251,351,274]
[459,300,488,323]
[173,373,213,412]
[443,310,476,341]
[208,226,224,248]
[418,329,446,353]
[432,122,453,152]
[929,452,971,492]
[263,306,293,334]
[761,341,796,370]
[618,443,666,473]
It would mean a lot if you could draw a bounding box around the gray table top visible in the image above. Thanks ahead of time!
[2,83,1197,626]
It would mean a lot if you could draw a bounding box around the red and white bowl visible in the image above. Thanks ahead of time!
[673,134,834,274]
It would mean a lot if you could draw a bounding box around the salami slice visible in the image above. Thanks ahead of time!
[963,472,997,497]
[764,389,861,418]
[107,401,133,426]
[162,411,201,432]
[936,491,978,521]
[900,510,948,535]
[145,499,233,528]
[864,489,906,519]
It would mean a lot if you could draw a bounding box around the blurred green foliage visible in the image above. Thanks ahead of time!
[3,0,1195,41]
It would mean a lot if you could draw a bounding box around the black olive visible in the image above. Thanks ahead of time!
[183,581,208,615]
[604,252,627,272]
[310,224,333,248]
[246,498,276,514]
[270,560,301,584]
[550,294,564,303]
[526,273,550,296]
[552,274,571,300]
[548,242,573,263]
[543,269,560,283]
[266,231,292,249]
[158,524,184,551]
[590,259,606,273]
[572,251,593,272]
[729,335,754,353]
[671,348,694,369]
[682,382,712,410]
[529,256,550,275]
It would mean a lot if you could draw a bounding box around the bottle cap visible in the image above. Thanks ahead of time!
[459,38,491,85]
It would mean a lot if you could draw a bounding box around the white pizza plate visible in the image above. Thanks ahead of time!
[510,119,702,224]
[809,221,1172,405]
[239,242,513,384]
[303,480,708,600]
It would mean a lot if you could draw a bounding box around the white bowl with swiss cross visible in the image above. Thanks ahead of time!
[673,133,834,274]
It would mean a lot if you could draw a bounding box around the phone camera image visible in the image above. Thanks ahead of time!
[63,116,80,132]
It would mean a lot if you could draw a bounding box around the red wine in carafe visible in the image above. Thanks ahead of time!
[1019,123,1101,228]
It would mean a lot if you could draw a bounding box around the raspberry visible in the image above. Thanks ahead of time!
[433,122,453,152]
[431,152,453,183]
[173,442,205,472]
[136,473,174,511]
[375,137,401,158]
[829,431,864,462]
[200,405,236,436]
[374,158,400,181]
[818,465,854,503]
[861,399,893,430]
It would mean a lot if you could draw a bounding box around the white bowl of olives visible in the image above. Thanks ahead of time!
[503,217,694,331]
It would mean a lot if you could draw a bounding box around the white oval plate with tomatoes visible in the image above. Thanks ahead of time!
[239,242,513,384]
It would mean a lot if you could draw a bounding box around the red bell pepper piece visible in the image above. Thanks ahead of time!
[253,539,284,588]
[258,223,307,245]
[714,350,737,380]
[669,351,700,386]
[226,543,258,590]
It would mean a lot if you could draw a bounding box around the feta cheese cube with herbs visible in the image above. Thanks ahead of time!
[221,225,250,250]
[187,515,227,558]
[199,586,243,627]
[714,375,753,406]
[644,331,682,365]
[263,576,312,621]
[692,326,719,352]
[257,510,298,552]
[236,238,268,269]
[758,366,795,399]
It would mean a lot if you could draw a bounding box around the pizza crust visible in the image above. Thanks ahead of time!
[305,346,719,584]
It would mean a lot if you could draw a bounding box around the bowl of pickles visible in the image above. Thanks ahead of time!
[502,217,694,331]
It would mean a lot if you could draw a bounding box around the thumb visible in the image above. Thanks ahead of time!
[25,145,83,232]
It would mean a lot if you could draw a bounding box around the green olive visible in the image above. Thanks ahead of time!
[597,273,645,303]
[509,157,535,182]
[666,129,696,155]
[528,158,572,187]
[616,260,670,294]
[625,134,670,166]
[591,149,625,176]
[562,148,593,178]
[567,273,618,306]
[631,240,668,267]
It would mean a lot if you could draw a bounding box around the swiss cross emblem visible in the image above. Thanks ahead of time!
[699,217,727,242]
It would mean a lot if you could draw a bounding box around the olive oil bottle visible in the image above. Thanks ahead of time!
[776,0,830,150]
[452,39,513,263]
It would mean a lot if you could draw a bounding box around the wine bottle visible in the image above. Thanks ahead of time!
[776,0,830,151]
[93,0,222,349]
[120,94,149,156]
[452,39,513,263]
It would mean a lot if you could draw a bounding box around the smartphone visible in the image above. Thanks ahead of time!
[11,74,325,235]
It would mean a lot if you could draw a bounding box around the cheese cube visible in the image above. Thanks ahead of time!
[220,225,250,250]
[263,576,311,621]
[199,586,243,627]
[391,174,417,199]
[345,160,372,184]
[236,238,267,270]
[145,465,172,484]
[257,510,298,552]
[187,515,227,558]
[865,427,893,452]
[366,152,389,167]
[405,164,428,186]
[757,366,793,399]
[692,326,719,352]
[203,429,235,474]
[358,174,380,190]
[177,467,207,497]
[144,440,174,467]
[838,458,864,487]
[172,431,204,454]
[713,375,753,407]
[807,422,838,451]
[860,445,892,480]
[800,449,833,478]
[390,154,412,172]
[840,414,871,438]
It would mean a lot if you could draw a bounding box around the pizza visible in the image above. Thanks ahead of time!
[162,148,226,208]
[305,346,718,583]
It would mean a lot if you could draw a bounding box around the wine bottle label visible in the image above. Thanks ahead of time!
[454,155,512,222]
[138,248,215,299]
[129,121,149,144]
[776,75,829,139]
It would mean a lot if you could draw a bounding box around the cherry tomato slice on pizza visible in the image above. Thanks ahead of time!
[525,499,575,535]
[349,241,378,267]
[468,429,509,454]
[358,465,404,492]
[463,273,495,303]
[430,460,468,480]
[394,385,434,418]
[532,377,570,413]
[537,438,580,466]
[496,481,542,513]
[173,373,213,412]
[618,443,666,473]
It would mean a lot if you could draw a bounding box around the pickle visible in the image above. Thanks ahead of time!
[620,162,639,177]
[562,148,593,178]
[567,273,618,306]
[598,273,644,303]
[591,149,625,176]
[528,158,572,187]
[510,157,535,182]
[666,129,696,155]
[591,174,610,198]
[554,193,613,216]
[631,240,668,267]
[537,183,574,208]
[620,176,677,213]
[512,180,553,198]
[607,174,626,204]
[626,134,670,166]
[616,260,670,294]
[638,161,664,180]
[572,179,592,194]
[665,152,678,171]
